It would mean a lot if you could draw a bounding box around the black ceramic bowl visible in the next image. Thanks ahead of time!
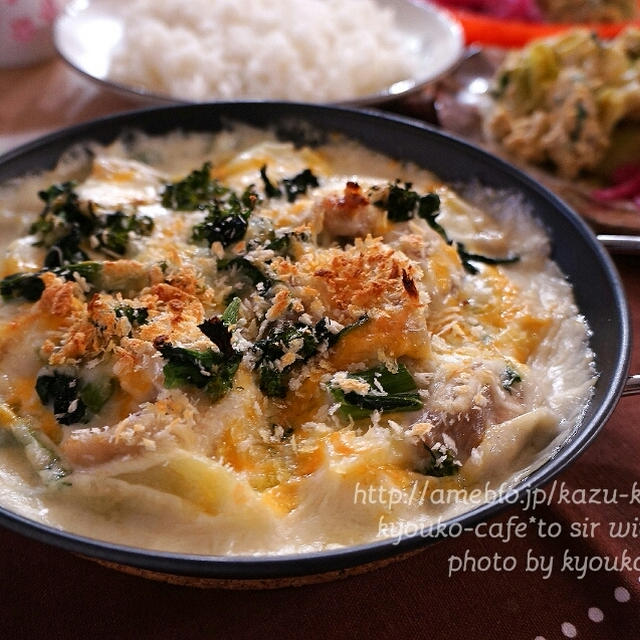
[0,103,631,588]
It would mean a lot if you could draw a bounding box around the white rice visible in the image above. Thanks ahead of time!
[108,0,422,102]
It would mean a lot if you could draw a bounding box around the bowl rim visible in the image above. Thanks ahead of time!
[0,102,631,580]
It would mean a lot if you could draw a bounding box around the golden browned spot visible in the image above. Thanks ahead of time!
[147,282,196,305]
[165,266,201,296]
[38,276,82,318]
[87,294,118,330]
[296,237,424,324]
[324,181,369,213]
[46,293,126,366]
[137,282,206,344]
[265,288,290,321]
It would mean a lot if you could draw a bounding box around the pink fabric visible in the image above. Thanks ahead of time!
[432,0,543,21]
[10,16,36,42]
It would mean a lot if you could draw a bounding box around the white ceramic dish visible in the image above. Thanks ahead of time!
[53,0,464,106]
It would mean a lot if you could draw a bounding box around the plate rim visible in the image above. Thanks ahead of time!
[53,0,466,107]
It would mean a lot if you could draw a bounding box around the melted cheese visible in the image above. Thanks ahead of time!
[0,126,596,554]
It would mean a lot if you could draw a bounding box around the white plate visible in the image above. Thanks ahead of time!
[53,0,465,106]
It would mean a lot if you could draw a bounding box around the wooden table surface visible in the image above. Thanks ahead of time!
[0,57,146,153]
[0,54,639,640]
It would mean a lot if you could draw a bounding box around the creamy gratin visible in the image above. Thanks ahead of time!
[0,126,595,554]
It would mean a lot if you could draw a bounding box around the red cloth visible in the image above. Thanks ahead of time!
[0,256,638,640]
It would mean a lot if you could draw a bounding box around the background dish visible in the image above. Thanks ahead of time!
[431,49,640,233]
[438,1,640,47]
[0,102,630,585]
[53,0,464,106]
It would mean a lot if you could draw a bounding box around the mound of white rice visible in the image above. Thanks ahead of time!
[108,0,422,102]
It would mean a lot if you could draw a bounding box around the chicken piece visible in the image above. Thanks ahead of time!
[317,181,386,239]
